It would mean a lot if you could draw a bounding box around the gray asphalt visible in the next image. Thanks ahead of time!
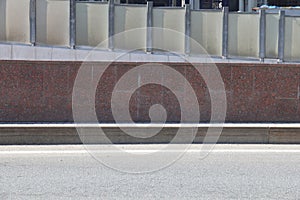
[0,145,299,199]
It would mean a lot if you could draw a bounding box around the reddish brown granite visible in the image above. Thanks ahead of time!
[0,61,299,122]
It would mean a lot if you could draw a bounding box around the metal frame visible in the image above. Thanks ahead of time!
[1,0,296,63]
[70,0,76,49]
[185,4,191,55]
[146,1,153,54]
[278,10,285,62]
[259,9,266,61]
[108,0,115,50]
[222,7,229,59]
[30,0,36,46]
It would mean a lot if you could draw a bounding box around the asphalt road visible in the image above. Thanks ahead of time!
[0,144,299,199]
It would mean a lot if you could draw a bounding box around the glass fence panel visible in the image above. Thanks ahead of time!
[76,3,108,48]
[265,13,279,59]
[36,0,69,46]
[190,11,222,56]
[2,1,300,62]
[284,16,300,61]
[153,8,185,54]
[228,13,260,58]
[0,0,30,44]
[114,5,147,51]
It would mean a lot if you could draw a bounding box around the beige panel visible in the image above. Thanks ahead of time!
[190,11,222,56]
[153,8,185,54]
[0,0,30,43]
[284,17,300,61]
[228,13,259,58]
[36,0,69,46]
[114,6,147,50]
[76,3,108,47]
[265,14,279,59]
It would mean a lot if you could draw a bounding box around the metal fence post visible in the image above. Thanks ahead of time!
[247,0,257,12]
[172,0,176,7]
[70,0,76,49]
[30,0,36,46]
[108,0,115,50]
[278,10,285,62]
[185,4,191,55]
[190,0,195,10]
[222,7,229,59]
[239,0,244,12]
[259,9,266,62]
[146,1,153,54]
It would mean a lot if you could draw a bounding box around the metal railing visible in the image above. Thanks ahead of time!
[0,0,300,62]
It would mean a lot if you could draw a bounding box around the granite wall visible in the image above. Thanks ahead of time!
[0,61,299,123]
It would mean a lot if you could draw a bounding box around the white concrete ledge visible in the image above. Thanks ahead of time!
[0,123,300,128]
[0,43,293,64]
[0,144,300,154]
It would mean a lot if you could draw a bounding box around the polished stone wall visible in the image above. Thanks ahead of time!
[0,61,299,122]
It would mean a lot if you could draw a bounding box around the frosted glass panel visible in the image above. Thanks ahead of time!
[76,3,108,47]
[228,13,260,58]
[190,11,222,56]
[0,0,30,43]
[36,0,69,46]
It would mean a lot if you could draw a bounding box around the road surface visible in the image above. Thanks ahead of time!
[0,144,299,199]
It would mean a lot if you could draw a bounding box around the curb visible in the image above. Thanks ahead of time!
[0,124,299,144]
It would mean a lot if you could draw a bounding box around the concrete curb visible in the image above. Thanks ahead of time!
[0,124,300,144]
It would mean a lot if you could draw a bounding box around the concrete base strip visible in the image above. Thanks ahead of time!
[0,43,292,64]
[0,123,299,144]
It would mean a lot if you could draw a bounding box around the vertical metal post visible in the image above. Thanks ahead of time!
[70,0,76,49]
[182,0,185,7]
[195,0,200,10]
[278,10,285,62]
[146,1,153,54]
[108,0,115,51]
[185,4,191,55]
[222,7,229,59]
[247,0,252,12]
[189,0,194,10]
[172,0,176,7]
[239,0,244,12]
[30,0,36,46]
[247,0,257,12]
[259,9,266,62]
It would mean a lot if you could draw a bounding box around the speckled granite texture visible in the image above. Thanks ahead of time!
[0,61,299,122]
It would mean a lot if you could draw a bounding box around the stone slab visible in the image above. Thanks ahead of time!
[269,128,300,144]
[0,126,298,145]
